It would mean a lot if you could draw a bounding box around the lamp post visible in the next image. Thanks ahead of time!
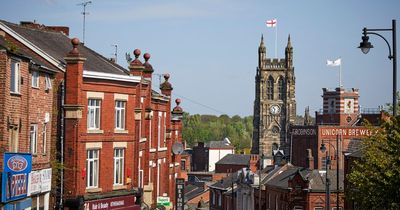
[320,136,341,210]
[358,19,397,116]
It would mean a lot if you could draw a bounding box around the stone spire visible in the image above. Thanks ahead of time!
[285,34,293,69]
[258,34,267,68]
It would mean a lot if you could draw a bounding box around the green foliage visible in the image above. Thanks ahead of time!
[346,117,400,209]
[182,113,253,152]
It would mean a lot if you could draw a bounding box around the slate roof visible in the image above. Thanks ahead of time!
[0,20,128,75]
[209,172,239,190]
[346,149,363,158]
[265,166,344,192]
[206,141,234,149]
[215,154,250,166]
[184,184,208,202]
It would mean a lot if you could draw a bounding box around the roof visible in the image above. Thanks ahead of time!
[0,20,128,75]
[209,172,238,190]
[206,141,234,149]
[265,166,344,192]
[215,154,250,166]
[184,184,208,202]
[346,149,363,158]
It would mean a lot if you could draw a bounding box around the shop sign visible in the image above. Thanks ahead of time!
[41,168,52,192]
[84,195,138,210]
[320,127,374,138]
[157,196,171,207]
[1,153,32,203]
[27,168,52,196]
[175,178,185,210]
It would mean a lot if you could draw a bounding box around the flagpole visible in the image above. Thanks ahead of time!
[339,57,342,87]
[275,23,278,58]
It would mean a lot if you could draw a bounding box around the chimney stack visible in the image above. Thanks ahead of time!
[306,149,314,170]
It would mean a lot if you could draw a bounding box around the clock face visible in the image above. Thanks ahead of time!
[270,105,280,115]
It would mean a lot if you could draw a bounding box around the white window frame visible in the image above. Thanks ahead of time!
[10,60,20,93]
[31,70,39,88]
[149,116,153,149]
[30,124,38,154]
[45,74,52,90]
[332,207,343,210]
[163,112,166,145]
[113,148,124,186]
[42,123,47,154]
[86,150,99,188]
[157,113,161,148]
[139,169,144,188]
[115,101,126,130]
[87,99,101,130]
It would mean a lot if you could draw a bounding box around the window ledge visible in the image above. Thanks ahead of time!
[87,129,104,134]
[113,185,127,190]
[86,187,102,193]
[139,138,147,143]
[31,86,39,89]
[150,148,157,153]
[114,129,128,134]
[10,92,21,96]
[158,147,167,152]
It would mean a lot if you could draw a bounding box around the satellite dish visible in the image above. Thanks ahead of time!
[172,142,184,155]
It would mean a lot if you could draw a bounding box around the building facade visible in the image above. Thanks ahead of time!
[252,35,297,159]
[0,24,59,210]
[0,20,185,209]
[290,87,383,170]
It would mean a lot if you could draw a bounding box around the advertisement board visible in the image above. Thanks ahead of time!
[27,168,52,196]
[175,178,185,210]
[83,195,139,210]
[1,153,32,203]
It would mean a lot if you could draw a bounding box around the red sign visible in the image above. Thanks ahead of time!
[83,195,140,210]
[7,156,28,172]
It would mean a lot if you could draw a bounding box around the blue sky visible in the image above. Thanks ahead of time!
[2,0,399,116]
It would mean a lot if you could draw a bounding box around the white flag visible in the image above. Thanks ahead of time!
[266,19,277,28]
[327,58,341,67]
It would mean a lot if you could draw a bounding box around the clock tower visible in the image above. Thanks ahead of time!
[252,35,297,159]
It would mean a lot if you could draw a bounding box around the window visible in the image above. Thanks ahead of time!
[163,112,166,145]
[115,101,126,130]
[87,99,101,129]
[314,207,324,210]
[332,207,343,210]
[294,207,303,210]
[181,160,186,170]
[31,71,39,88]
[30,124,38,154]
[10,60,20,93]
[321,156,327,169]
[45,74,52,90]
[9,127,19,152]
[42,124,47,154]
[267,76,274,100]
[218,191,222,206]
[158,113,161,148]
[86,150,99,188]
[114,148,124,185]
[278,77,284,100]
[139,169,144,188]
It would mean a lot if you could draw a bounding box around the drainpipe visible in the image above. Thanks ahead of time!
[59,81,65,210]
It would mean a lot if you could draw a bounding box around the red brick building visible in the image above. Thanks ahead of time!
[0,20,184,209]
[290,87,383,171]
[0,23,60,209]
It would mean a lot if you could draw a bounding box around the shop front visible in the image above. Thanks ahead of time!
[27,168,52,210]
[1,153,32,210]
[64,190,142,210]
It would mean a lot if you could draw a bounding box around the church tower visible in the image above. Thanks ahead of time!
[252,35,297,160]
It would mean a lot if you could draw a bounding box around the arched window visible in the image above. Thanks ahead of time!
[267,76,274,100]
[278,77,284,100]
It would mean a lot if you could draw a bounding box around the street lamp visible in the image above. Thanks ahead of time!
[358,19,397,116]
[320,136,341,210]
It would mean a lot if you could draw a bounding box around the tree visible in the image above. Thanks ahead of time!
[346,116,400,209]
